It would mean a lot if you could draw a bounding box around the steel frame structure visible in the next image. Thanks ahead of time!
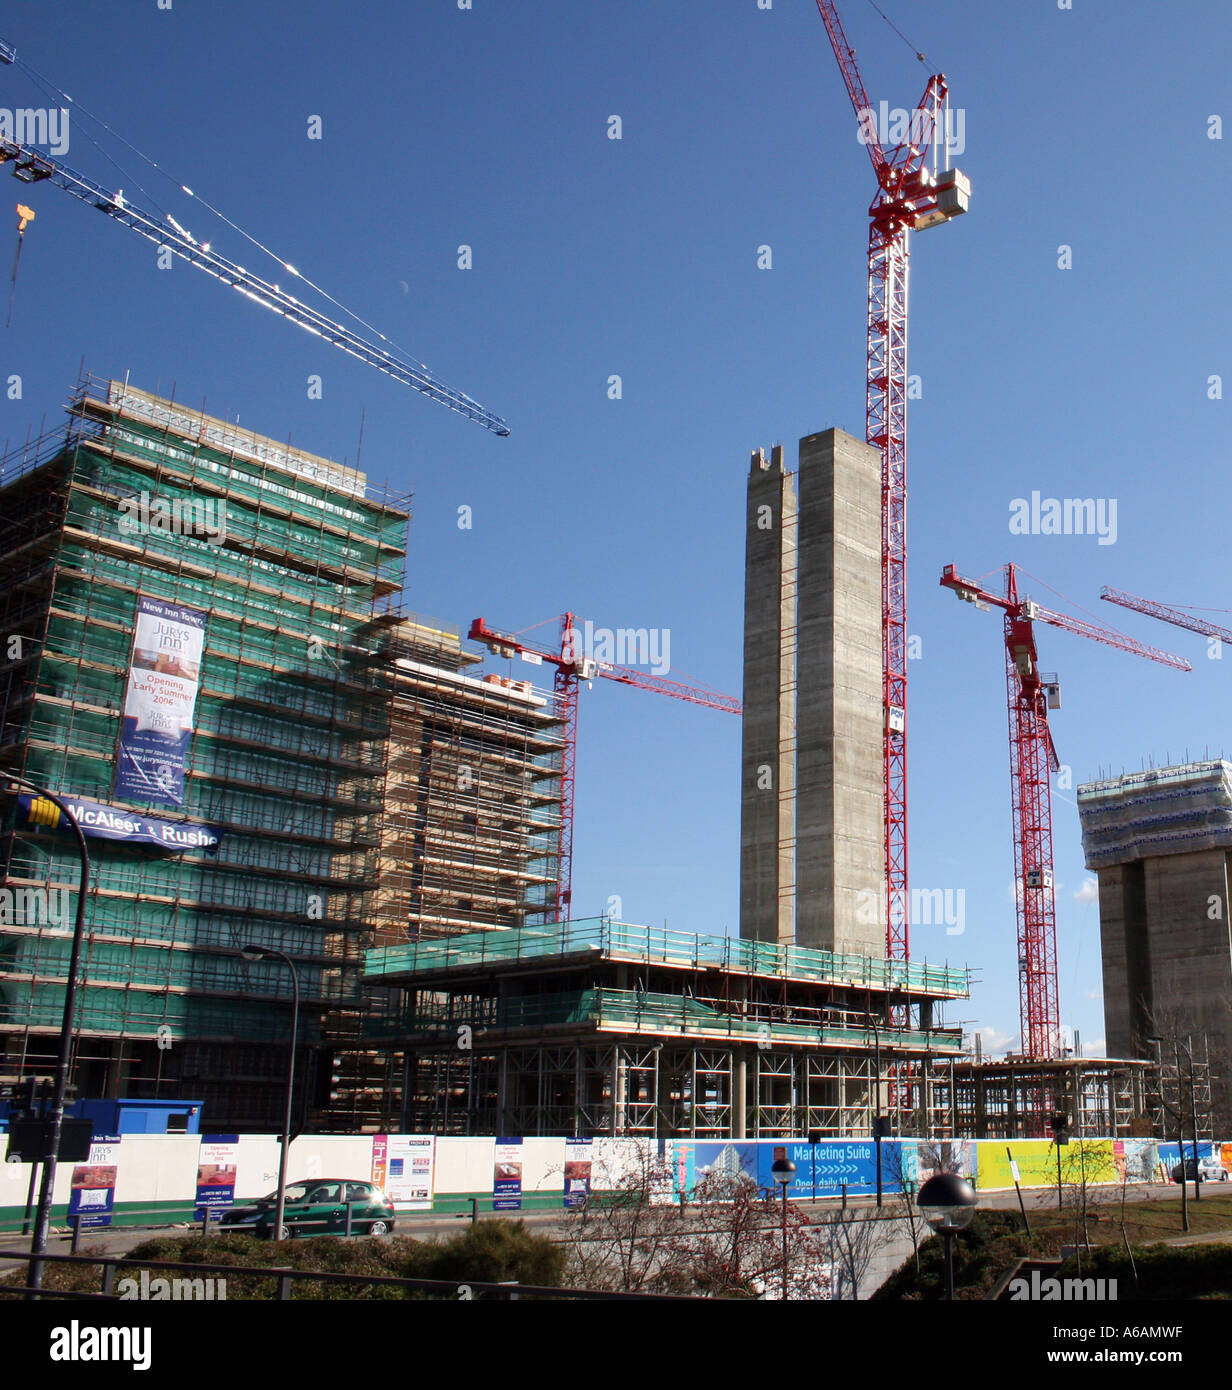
[941,563,1190,1064]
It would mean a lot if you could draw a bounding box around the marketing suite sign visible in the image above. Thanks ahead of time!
[115,596,206,807]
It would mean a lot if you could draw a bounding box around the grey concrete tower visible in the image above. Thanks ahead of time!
[794,429,884,954]
[1078,761,1232,1127]
[739,428,884,954]
[739,446,796,944]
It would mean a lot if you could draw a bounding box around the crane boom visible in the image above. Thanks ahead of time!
[1101,586,1232,647]
[0,132,510,436]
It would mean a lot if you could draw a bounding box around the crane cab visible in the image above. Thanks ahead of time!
[913,168,971,230]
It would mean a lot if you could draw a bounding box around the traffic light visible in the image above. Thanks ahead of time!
[1050,1110,1070,1144]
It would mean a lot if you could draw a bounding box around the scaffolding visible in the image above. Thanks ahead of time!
[0,372,407,1128]
[361,917,969,1137]
[946,1056,1155,1139]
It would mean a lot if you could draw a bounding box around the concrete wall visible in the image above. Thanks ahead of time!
[1097,849,1232,1129]
[794,429,884,954]
[740,445,797,943]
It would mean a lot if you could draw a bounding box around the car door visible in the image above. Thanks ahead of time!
[346,1181,375,1231]
[304,1181,345,1233]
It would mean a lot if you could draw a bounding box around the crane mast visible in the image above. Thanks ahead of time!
[814,1,970,965]
[942,563,1189,1068]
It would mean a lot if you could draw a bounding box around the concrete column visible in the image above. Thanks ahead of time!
[733,1048,748,1139]
[795,428,884,953]
[740,446,797,944]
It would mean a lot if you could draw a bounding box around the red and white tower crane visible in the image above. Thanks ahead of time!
[815,2,971,963]
[940,564,1191,1059]
[469,614,741,920]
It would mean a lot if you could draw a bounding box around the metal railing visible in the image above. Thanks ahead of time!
[0,1246,699,1301]
[365,918,969,997]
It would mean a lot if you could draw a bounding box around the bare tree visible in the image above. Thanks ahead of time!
[825,1208,884,1301]
[556,1146,688,1293]
[667,1172,829,1299]
[881,1143,923,1273]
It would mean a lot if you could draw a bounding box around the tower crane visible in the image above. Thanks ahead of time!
[0,41,508,437]
[815,2,970,964]
[1101,587,1232,648]
[941,563,1190,1063]
[469,614,741,920]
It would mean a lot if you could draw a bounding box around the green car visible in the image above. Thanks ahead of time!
[219,1179,397,1239]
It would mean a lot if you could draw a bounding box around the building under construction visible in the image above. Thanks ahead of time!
[0,376,565,1132]
[363,917,969,1137]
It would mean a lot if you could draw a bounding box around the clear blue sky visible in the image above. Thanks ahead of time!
[3,1,1229,1057]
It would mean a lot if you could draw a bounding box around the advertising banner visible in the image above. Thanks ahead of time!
[194,1134,239,1219]
[381,1135,434,1210]
[115,596,206,807]
[493,1137,523,1211]
[67,1133,120,1229]
[18,793,222,853]
[563,1138,593,1209]
[371,1135,388,1193]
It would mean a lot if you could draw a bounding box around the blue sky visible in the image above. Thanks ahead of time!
[2,0,1229,1057]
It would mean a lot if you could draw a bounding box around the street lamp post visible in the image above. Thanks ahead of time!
[918,1172,978,1301]
[240,945,299,1241]
[3,776,91,1295]
[866,1013,884,1208]
[770,1156,796,1301]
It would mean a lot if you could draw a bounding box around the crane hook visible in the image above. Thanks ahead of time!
[7,202,35,328]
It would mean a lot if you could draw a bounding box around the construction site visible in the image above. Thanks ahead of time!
[0,2,1217,1147]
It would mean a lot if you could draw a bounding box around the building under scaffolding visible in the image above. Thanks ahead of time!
[328,617,566,1126]
[361,917,970,1138]
[0,375,410,1128]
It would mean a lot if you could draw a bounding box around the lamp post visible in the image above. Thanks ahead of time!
[3,776,90,1294]
[918,1172,977,1301]
[240,944,299,1241]
[866,1013,885,1208]
[770,1156,796,1301]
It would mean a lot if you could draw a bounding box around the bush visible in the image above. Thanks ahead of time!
[872,1210,1055,1301]
[424,1220,566,1289]
[1056,1242,1232,1300]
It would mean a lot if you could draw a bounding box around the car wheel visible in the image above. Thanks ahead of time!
[368,1219,390,1236]
[275,1223,292,1240]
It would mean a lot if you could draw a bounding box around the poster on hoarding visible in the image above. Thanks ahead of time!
[68,1134,121,1229]
[493,1137,523,1211]
[115,596,207,807]
[376,1135,434,1210]
[194,1135,239,1219]
[563,1138,592,1209]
